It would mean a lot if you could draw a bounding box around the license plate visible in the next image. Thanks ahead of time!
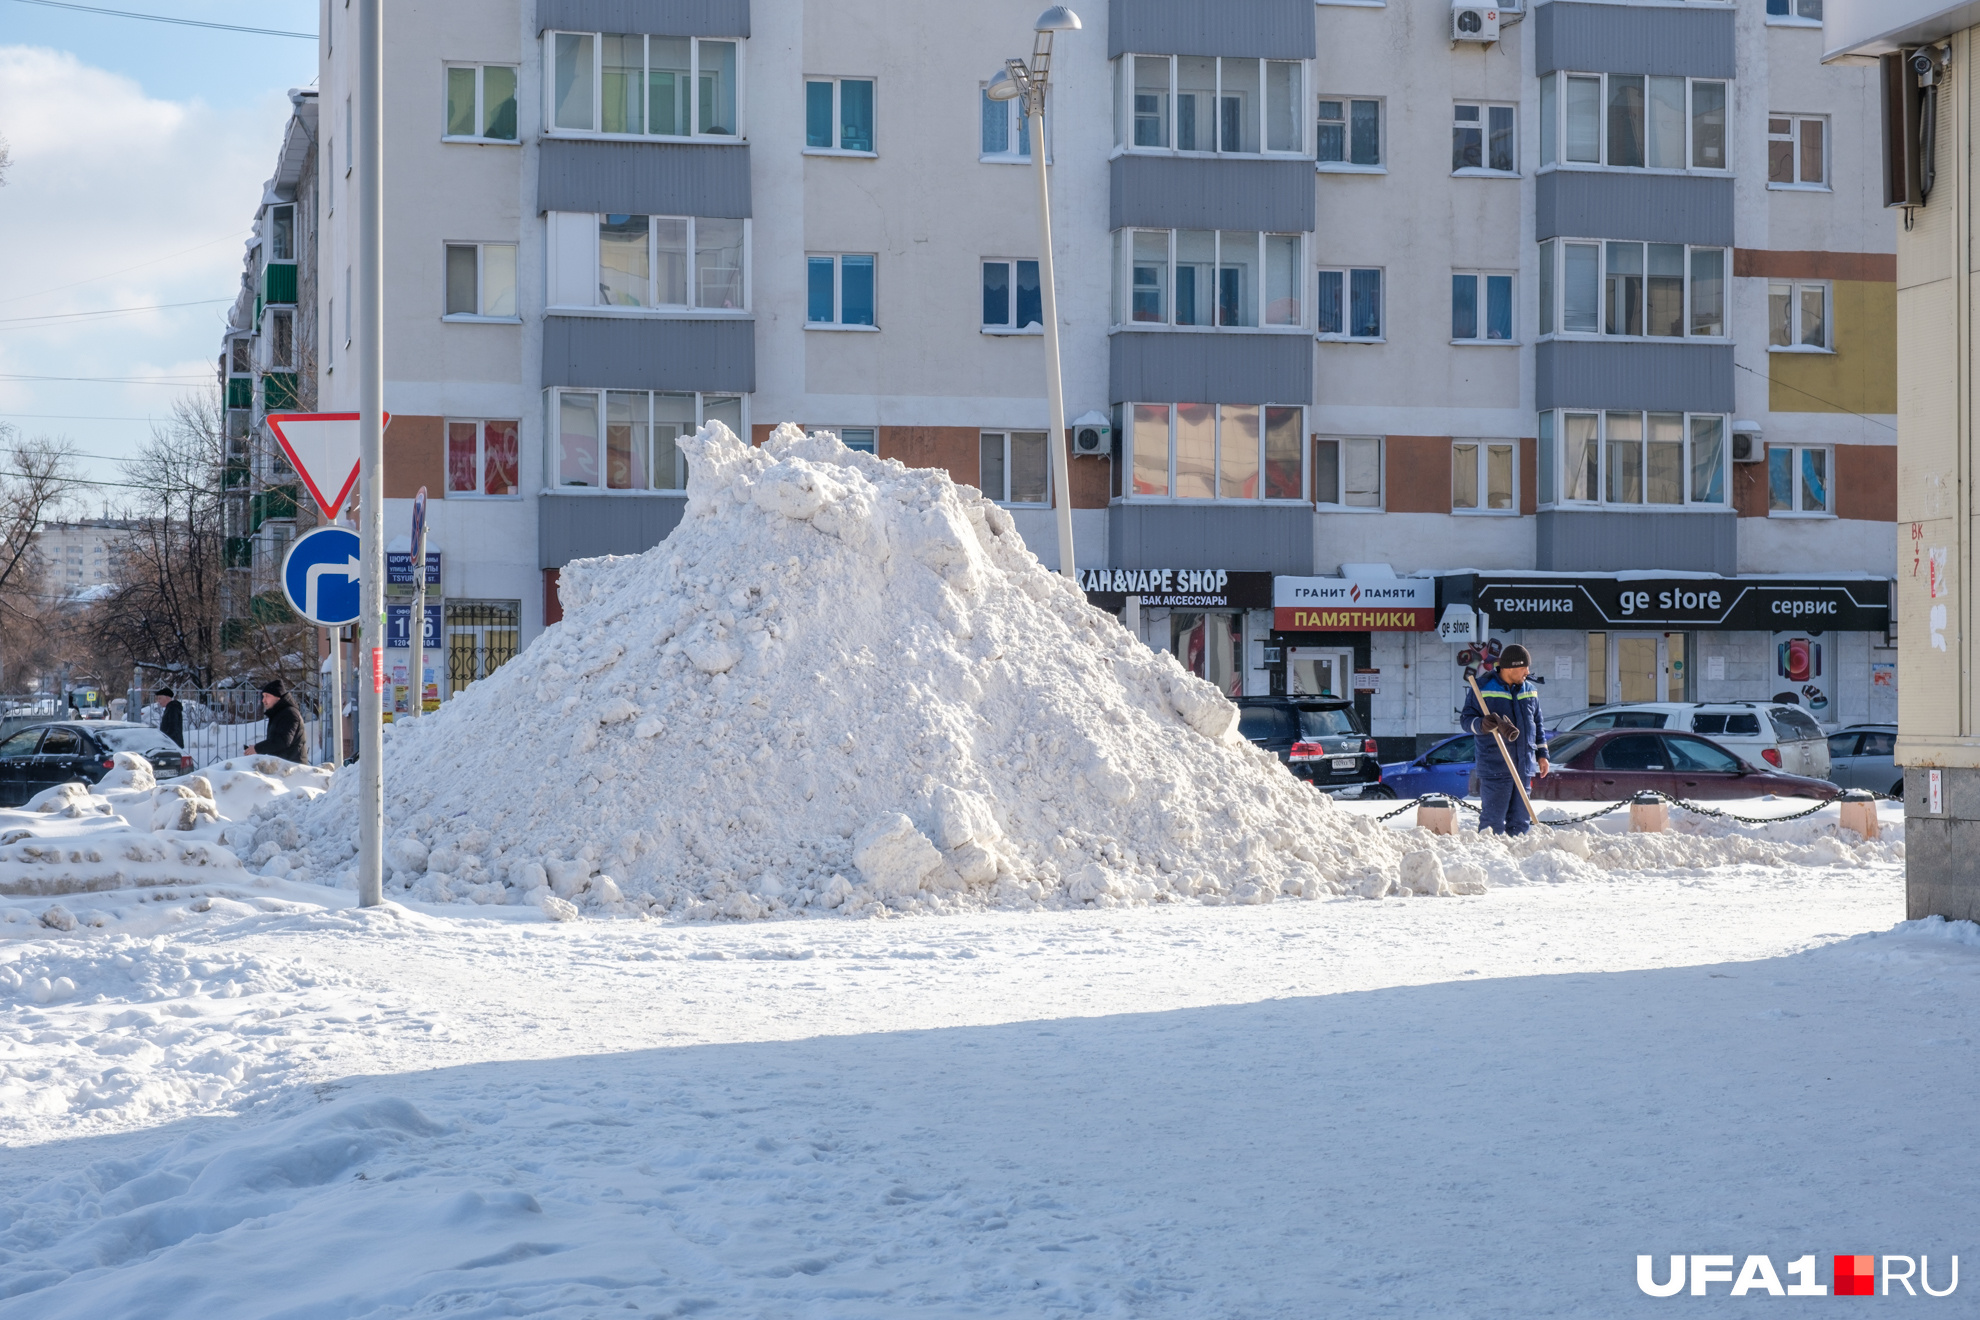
[1330,756,1357,770]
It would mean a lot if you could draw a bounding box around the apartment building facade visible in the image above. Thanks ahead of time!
[307,0,1895,742]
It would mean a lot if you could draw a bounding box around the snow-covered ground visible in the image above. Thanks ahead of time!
[3,801,1974,1317]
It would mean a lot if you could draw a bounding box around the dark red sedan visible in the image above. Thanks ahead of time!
[1530,730,1840,802]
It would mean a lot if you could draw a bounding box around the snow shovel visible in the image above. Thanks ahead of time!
[1465,671,1539,824]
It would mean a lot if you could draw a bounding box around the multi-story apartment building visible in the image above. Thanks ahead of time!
[32,518,135,597]
[307,0,1895,744]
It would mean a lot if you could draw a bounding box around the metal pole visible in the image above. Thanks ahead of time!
[325,626,340,764]
[1028,95,1076,581]
[355,0,384,907]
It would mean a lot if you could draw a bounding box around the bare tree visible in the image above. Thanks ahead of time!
[0,133,11,186]
[0,428,79,687]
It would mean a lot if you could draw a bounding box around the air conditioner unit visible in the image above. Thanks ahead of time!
[1071,410,1112,456]
[1731,421,1764,462]
[1452,4,1500,42]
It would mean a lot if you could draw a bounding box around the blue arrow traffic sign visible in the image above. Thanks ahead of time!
[282,526,363,626]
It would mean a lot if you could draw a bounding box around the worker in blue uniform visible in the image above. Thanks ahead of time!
[1458,644,1550,836]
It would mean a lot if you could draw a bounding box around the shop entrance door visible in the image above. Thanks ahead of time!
[1172,612,1243,696]
[1287,648,1353,699]
[1611,634,1666,704]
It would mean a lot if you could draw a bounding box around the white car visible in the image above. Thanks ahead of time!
[1564,702,1830,778]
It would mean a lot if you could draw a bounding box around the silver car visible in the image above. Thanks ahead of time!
[1827,724,1900,796]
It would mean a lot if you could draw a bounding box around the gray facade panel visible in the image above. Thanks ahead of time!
[1110,332,1311,405]
[1534,1,1734,78]
[1534,510,1736,575]
[538,494,688,570]
[542,316,756,393]
[1535,340,1733,413]
[537,0,748,36]
[1110,156,1314,233]
[1107,0,1315,58]
[538,140,751,217]
[1108,503,1315,574]
[1535,171,1733,246]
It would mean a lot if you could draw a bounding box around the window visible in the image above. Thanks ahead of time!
[805,77,874,153]
[982,259,1042,331]
[443,242,519,318]
[445,64,519,141]
[1452,272,1514,342]
[980,86,1033,161]
[343,266,352,348]
[1116,55,1305,156]
[1314,436,1380,508]
[1767,444,1832,515]
[1768,115,1827,187]
[1126,403,1304,500]
[1766,0,1823,22]
[979,431,1050,505]
[445,600,520,696]
[1316,96,1380,168]
[1113,230,1302,329]
[548,388,744,489]
[1540,73,1726,171]
[836,428,876,453]
[268,309,295,369]
[1541,410,1727,509]
[806,254,876,327]
[1453,103,1515,173]
[269,204,296,261]
[1536,239,1726,339]
[1452,441,1516,513]
[549,33,739,138]
[1316,267,1382,339]
[544,213,747,312]
[1769,280,1830,350]
[445,419,521,497]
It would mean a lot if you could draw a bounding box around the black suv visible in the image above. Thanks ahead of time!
[1236,698,1380,789]
[0,721,191,807]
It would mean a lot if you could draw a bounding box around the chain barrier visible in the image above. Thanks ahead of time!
[1367,788,1890,829]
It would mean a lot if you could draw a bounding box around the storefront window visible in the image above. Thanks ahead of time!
[1172,611,1242,696]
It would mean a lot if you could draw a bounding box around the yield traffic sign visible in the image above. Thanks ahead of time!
[282,526,362,626]
[266,411,388,520]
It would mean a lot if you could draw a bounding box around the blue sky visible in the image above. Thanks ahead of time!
[0,2,320,499]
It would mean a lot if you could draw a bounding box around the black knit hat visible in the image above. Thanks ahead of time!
[1496,644,1531,670]
[154,687,174,698]
[261,679,287,697]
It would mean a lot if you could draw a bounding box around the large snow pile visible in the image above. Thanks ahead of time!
[272,423,1440,917]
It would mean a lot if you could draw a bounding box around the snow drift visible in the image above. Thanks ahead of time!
[272,423,1434,916]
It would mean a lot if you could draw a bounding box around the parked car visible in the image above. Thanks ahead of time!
[0,721,192,808]
[1530,729,1839,802]
[1827,723,1900,796]
[1236,697,1381,790]
[1562,702,1830,778]
[1378,734,1477,799]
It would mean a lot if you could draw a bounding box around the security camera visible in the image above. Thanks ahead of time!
[1914,47,1946,86]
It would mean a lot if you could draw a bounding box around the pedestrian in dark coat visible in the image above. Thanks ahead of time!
[1458,645,1551,836]
[153,687,185,748]
[249,680,308,762]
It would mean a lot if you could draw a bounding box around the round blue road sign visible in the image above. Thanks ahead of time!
[282,526,363,626]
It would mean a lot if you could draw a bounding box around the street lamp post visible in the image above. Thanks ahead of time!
[988,6,1081,582]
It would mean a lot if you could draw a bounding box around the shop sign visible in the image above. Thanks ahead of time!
[1273,576,1435,631]
[1080,568,1274,610]
[1352,669,1381,693]
[1473,577,1890,632]
[387,550,441,586]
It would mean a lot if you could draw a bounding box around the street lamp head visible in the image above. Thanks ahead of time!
[985,67,1021,101]
[1034,5,1081,32]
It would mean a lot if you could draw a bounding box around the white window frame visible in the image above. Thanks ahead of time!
[544,32,744,141]
[1538,71,1730,174]
[1765,0,1824,28]
[1111,229,1307,332]
[803,75,876,156]
[1767,113,1829,190]
[1538,409,1731,512]
[979,430,1053,507]
[1536,238,1728,341]
[979,86,1040,163]
[1766,443,1834,517]
[1451,439,1519,515]
[1312,435,1383,510]
[805,253,878,330]
[1314,266,1383,341]
[442,418,525,500]
[1115,54,1309,159]
[268,203,297,263]
[1768,279,1832,352]
[821,427,876,453]
[442,63,521,143]
[982,258,1043,334]
[1452,101,1517,176]
[442,241,520,321]
[264,307,295,370]
[545,387,747,492]
[1315,94,1383,172]
[1451,270,1517,344]
[544,212,751,315]
[1121,403,1309,503]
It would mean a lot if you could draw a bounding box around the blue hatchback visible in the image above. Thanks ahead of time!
[1378,734,1479,799]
